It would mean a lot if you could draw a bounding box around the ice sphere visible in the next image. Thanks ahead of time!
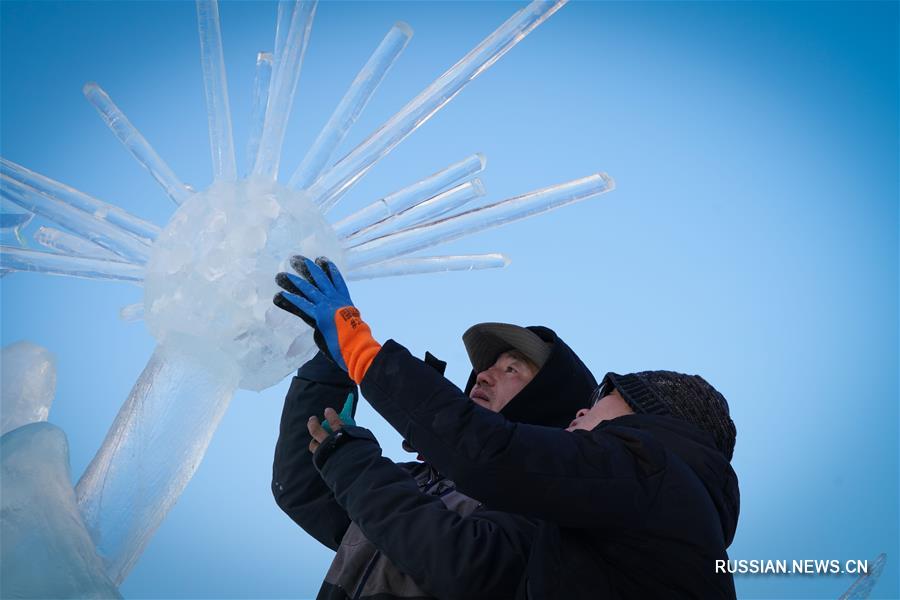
[1,341,57,436]
[143,178,343,390]
[0,422,121,599]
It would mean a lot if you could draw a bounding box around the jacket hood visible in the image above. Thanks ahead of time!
[607,413,740,547]
[464,326,597,428]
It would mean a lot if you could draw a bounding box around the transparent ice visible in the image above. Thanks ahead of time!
[1,423,121,599]
[837,554,887,600]
[0,0,616,587]
[0,198,33,249]
[1,341,57,436]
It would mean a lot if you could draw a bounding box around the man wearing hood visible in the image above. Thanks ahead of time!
[272,319,596,600]
[274,256,741,599]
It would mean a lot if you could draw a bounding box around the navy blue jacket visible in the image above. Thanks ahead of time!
[360,340,740,599]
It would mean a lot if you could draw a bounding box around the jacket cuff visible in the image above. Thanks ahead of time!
[312,425,378,470]
[360,339,419,410]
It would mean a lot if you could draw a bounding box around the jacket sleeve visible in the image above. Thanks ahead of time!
[272,352,358,550]
[360,340,666,529]
[314,426,536,600]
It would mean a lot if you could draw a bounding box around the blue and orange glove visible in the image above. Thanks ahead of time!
[273,255,381,384]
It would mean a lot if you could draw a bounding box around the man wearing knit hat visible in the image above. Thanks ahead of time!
[271,309,597,598]
[273,255,741,599]
[568,371,738,459]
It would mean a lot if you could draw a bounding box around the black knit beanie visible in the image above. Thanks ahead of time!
[601,371,737,461]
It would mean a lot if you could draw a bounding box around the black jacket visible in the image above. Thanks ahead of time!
[312,425,538,599]
[360,340,741,599]
[274,354,538,600]
[273,328,598,600]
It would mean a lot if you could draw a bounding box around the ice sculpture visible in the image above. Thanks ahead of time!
[1,423,121,599]
[0,0,615,585]
[1,341,57,436]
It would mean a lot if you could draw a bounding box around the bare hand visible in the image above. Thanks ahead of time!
[307,407,344,453]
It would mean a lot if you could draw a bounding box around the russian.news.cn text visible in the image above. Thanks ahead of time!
[716,560,870,575]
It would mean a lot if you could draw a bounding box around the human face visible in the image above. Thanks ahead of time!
[566,388,633,432]
[469,351,538,413]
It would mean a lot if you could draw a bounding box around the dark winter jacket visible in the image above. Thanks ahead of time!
[311,425,537,600]
[273,328,597,600]
[360,340,741,600]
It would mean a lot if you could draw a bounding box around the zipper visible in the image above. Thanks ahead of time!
[351,550,381,600]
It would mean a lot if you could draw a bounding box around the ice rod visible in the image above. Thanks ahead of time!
[1,175,152,263]
[288,22,413,190]
[273,1,294,81]
[246,52,274,178]
[0,246,145,283]
[0,157,161,242]
[34,226,125,262]
[332,153,485,239]
[347,253,509,280]
[310,0,568,213]
[346,171,613,268]
[253,0,317,179]
[196,0,238,182]
[345,179,485,247]
[119,303,145,322]
[83,83,193,205]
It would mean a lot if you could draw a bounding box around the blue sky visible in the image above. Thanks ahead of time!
[1,1,897,598]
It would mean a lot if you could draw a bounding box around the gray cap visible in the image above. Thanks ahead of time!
[462,322,553,373]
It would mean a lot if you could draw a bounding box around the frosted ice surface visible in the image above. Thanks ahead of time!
[143,178,343,390]
[1,341,57,436]
[0,423,121,599]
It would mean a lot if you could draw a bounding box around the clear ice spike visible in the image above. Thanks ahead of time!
[82,84,193,206]
[75,345,239,584]
[119,303,145,322]
[0,211,32,231]
[0,197,33,246]
[245,52,274,178]
[838,553,887,600]
[0,211,34,229]
[288,22,413,190]
[0,246,145,283]
[34,226,124,262]
[253,1,317,180]
[196,0,238,182]
[308,0,567,213]
[1,175,152,263]
[347,253,509,281]
[1,197,33,231]
[0,157,161,242]
[273,1,294,80]
[345,178,485,247]
[332,153,485,238]
[346,172,614,269]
